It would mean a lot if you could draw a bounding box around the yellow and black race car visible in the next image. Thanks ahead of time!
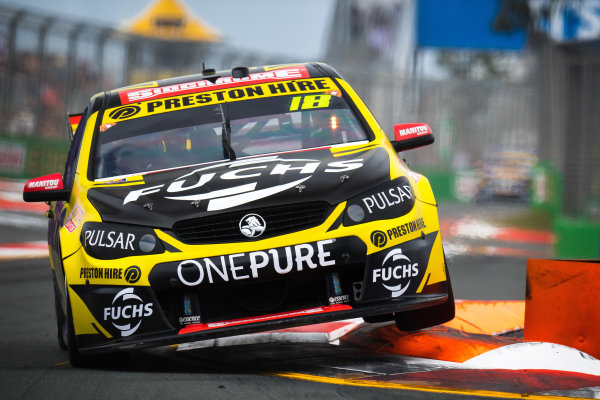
[23,63,454,367]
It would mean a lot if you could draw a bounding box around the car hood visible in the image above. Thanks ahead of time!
[87,146,393,229]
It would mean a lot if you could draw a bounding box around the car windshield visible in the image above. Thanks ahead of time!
[94,91,369,179]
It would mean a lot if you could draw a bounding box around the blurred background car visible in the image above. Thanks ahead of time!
[475,151,537,202]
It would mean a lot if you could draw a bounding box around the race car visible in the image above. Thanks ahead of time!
[23,63,454,367]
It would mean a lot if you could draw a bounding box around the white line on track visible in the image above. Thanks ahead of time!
[0,210,47,229]
[0,241,48,260]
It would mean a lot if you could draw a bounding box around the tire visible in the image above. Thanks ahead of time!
[393,260,455,332]
[65,288,88,367]
[53,276,67,350]
[65,288,130,368]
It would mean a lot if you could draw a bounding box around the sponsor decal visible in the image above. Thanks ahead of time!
[83,229,135,250]
[359,232,437,303]
[80,266,124,280]
[24,173,63,192]
[118,65,310,104]
[108,105,141,120]
[103,287,153,337]
[386,218,426,241]
[99,177,128,184]
[409,171,422,184]
[344,176,415,226]
[99,123,116,132]
[26,178,60,190]
[70,285,169,337]
[124,266,141,284]
[176,239,337,287]
[370,230,388,248]
[79,265,140,283]
[65,203,85,233]
[104,78,338,124]
[362,184,413,214]
[80,222,163,260]
[150,236,367,292]
[372,248,419,298]
[179,315,202,325]
[393,123,432,141]
[123,156,363,211]
[239,214,266,238]
[329,294,350,305]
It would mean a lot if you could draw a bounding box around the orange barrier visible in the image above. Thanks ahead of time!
[373,326,519,363]
[342,300,525,363]
[343,324,518,363]
[443,300,524,335]
[524,259,600,359]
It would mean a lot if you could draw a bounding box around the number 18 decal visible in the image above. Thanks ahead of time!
[289,94,332,111]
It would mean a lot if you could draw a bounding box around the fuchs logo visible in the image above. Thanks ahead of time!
[239,214,266,238]
[103,287,153,337]
[123,156,363,211]
[108,105,141,120]
[372,248,418,298]
[370,230,387,248]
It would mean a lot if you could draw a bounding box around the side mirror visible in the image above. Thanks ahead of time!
[23,173,70,202]
[390,123,434,152]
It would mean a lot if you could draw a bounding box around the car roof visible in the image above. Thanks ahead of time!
[89,62,342,113]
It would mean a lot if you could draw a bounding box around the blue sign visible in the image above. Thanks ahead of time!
[532,0,600,42]
[417,0,526,50]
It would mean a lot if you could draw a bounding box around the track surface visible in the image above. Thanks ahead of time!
[0,202,553,399]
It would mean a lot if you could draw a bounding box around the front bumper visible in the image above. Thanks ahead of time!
[69,227,450,354]
[78,292,448,354]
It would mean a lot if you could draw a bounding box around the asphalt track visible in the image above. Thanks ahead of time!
[2,199,598,399]
[1,256,514,400]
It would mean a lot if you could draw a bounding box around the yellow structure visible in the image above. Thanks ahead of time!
[124,0,221,42]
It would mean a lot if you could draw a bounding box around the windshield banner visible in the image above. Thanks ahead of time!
[103,78,341,125]
[118,65,310,105]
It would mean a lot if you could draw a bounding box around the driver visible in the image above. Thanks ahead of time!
[108,145,150,176]
[308,110,341,147]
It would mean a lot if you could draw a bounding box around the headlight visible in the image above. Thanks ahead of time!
[81,222,165,259]
[343,176,415,226]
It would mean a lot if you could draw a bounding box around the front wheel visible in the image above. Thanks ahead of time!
[65,288,89,367]
[64,288,130,368]
[393,261,455,331]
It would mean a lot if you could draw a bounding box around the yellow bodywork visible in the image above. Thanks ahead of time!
[59,76,447,339]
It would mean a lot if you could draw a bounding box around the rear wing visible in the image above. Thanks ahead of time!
[67,113,82,141]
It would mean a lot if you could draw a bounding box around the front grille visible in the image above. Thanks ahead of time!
[172,202,331,244]
[152,262,366,328]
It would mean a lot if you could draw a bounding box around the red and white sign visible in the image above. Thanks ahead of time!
[23,173,63,192]
[119,65,311,105]
[393,123,432,141]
